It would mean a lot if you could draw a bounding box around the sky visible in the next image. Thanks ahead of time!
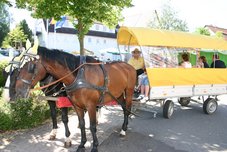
[122,0,227,31]
[9,0,227,32]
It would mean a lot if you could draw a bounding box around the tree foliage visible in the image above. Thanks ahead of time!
[2,26,27,48]
[0,0,12,6]
[0,2,10,47]
[148,5,188,32]
[195,27,210,36]
[19,19,33,42]
[215,31,224,39]
[15,0,132,55]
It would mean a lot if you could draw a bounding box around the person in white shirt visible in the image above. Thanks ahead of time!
[180,53,192,68]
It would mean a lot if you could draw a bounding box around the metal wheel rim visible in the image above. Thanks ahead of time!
[168,103,174,117]
[208,101,217,113]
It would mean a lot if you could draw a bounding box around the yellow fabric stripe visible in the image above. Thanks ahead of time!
[117,27,227,50]
[147,68,227,87]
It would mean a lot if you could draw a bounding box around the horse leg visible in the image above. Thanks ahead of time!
[75,107,87,152]
[96,107,101,125]
[61,107,71,148]
[87,106,99,152]
[48,101,58,140]
[120,93,132,137]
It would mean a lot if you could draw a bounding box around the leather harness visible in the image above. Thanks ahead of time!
[65,56,110,104]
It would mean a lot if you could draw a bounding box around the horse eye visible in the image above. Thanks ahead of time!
[28,63,36,73]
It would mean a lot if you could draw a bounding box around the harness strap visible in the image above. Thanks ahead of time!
[65,64,108,93]
[97,64,108,103]
[17,77,32,85]
[65,57,108,105]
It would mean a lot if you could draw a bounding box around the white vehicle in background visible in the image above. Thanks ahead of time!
[0,48,20,62]
[98,47,130,62]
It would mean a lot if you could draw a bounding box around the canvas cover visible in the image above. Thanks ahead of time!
[117,27,227,87]
[117,27,227,50]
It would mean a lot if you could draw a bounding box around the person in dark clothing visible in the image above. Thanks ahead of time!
[198,56,209,68]
[210,54,226,68]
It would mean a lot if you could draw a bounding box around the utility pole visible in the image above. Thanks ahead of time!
[154,10,161,27]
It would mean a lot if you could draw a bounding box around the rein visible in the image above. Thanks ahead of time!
[30,62,102,91]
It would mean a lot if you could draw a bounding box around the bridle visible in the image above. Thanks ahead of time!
[16,58,45,90]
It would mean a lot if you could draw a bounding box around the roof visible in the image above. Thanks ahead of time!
[205,25,227,40]
[42,19,117,39]
[117,27,227,50]
[205,25,227,35]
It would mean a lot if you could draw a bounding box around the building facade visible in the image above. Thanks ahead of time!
[34,19,122,60]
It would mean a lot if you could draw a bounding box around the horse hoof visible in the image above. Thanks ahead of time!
[119,130,126,137]
[76,147,85,152]
[91,148,98,152]
[64,141,72,148]
[49,135,56,140]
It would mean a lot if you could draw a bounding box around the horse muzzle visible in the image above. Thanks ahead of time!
[2,88,11,102]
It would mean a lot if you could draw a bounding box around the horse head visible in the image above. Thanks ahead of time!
[2,38,39,101]
[12,58,47,101]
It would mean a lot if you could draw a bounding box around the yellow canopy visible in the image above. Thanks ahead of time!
[147,68,227,87]
[117,27,227,50]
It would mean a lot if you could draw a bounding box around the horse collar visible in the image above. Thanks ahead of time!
[65,64,108,97]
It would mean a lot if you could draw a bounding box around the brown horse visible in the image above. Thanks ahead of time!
[6,54,98,147]
[13,46,136,152]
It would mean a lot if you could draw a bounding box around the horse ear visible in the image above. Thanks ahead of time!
[26,39,31,50]
[28,63,36,73]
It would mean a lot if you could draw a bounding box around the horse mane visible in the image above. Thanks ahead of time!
[37,46,97,72]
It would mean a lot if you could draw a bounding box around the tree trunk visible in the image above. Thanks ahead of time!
[79,35,84,55]
[77,19,84,55]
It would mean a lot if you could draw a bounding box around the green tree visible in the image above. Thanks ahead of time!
[148,4,188,32]
[15,0,132,55]
[1,0,12,6]
[215,31,224,39]
[195,27,210,36]
[2,26,27,48]
[0,2,10,47]
[19,19,33,42]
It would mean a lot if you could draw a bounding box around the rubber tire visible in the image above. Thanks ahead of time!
[203,98,218,114]
[178,97,191,106]
[163,100,174,119]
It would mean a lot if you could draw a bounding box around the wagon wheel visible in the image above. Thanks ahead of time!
[178,97,191,106]
[203,98,218,114]
[163,100,174,119]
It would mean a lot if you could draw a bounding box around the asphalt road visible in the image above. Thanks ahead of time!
[100,95,227,152]
[1,95,227,152]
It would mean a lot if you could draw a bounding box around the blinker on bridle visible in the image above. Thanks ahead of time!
[17,59,41,88]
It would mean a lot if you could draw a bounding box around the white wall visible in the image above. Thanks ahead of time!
[84,36,117,55]
[36,19,119,60]
[46,33,117,55]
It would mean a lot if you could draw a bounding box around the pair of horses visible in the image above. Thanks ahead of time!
[4,50,99,147]
[3,57,75,147]
[9,46,136,152]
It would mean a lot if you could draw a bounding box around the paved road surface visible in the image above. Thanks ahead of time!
[1,95,227,152]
